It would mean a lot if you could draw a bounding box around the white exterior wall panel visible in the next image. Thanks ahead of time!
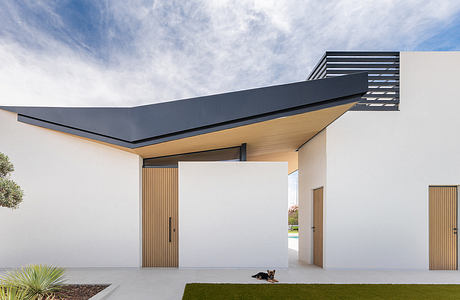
[0,110,142,267]
[322,51,460,269]
[298,130,326,264]
[179,162,288,268]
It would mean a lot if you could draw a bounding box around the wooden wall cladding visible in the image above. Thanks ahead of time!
[142,168,178,267]
[429,186,458,270]
[313,187,324,268]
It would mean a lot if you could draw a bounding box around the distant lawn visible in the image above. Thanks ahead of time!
[182,283,460,300]
[288,230,298,234]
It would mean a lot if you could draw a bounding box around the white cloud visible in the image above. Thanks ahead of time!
[0,0,459,106]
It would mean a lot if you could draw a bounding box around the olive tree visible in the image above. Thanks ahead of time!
[0,152,24,209]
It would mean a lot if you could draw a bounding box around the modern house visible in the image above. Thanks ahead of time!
[0,51,459,271]
[299,51,460,270]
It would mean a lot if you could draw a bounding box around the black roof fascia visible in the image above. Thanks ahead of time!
[0,72,368,149]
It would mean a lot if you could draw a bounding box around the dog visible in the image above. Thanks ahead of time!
[251,270,278,283]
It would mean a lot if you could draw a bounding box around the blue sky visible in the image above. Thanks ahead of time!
[0,0,459,106]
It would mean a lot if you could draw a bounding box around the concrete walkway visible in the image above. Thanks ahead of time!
[3,245,460,299]
[59,247,460,300]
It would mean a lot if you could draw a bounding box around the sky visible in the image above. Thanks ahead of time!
[0,0,460,107]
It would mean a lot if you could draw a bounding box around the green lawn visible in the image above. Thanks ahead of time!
[182,283,460,300]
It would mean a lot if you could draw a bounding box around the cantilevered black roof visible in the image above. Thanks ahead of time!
[0,72,367,148]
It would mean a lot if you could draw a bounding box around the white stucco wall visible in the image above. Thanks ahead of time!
[321,51,460,269]
[179,162,288,268]
[0,110,142,267]
[298,130,326,264]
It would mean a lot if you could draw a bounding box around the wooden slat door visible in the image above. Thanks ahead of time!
[429,186,458,270]
[142,168,178,267]
[313,187,324,268]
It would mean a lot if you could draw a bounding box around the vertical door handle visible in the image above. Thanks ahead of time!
[169,217,172,242]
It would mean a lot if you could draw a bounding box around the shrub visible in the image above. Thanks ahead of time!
[0,153,23,209]
[0,265,65,300]
[288,205,298,225]
[0,153,14,177]
[288,205,298,214]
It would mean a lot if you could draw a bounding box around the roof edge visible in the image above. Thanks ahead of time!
[1,72,368,148]
[15,93,364,149]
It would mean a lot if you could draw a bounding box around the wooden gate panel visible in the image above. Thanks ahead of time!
[313,187,324,268]
[429,186,457,270]
[142,168,178,267]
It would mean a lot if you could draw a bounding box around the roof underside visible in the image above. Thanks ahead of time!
[0,72,367,156]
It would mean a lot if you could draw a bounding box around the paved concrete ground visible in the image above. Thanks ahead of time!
[3,238,460,299]
[288,234,298,251]
[65,238,460,300]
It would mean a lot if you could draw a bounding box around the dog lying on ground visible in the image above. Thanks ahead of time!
[251,270,278,283]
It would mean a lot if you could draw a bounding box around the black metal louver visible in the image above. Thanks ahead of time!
[308,51,400,111]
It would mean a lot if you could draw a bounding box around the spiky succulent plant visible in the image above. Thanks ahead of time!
[0,265,65,300]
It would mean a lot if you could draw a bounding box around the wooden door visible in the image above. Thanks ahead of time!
[142,168,178,267]
[429,186,458,270]
[313,187,324,268]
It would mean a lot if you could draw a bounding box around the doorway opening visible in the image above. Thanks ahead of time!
[288,170,299,265]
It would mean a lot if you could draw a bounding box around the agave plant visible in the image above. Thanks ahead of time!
[0,265,65,300]
[0,286,27,300]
